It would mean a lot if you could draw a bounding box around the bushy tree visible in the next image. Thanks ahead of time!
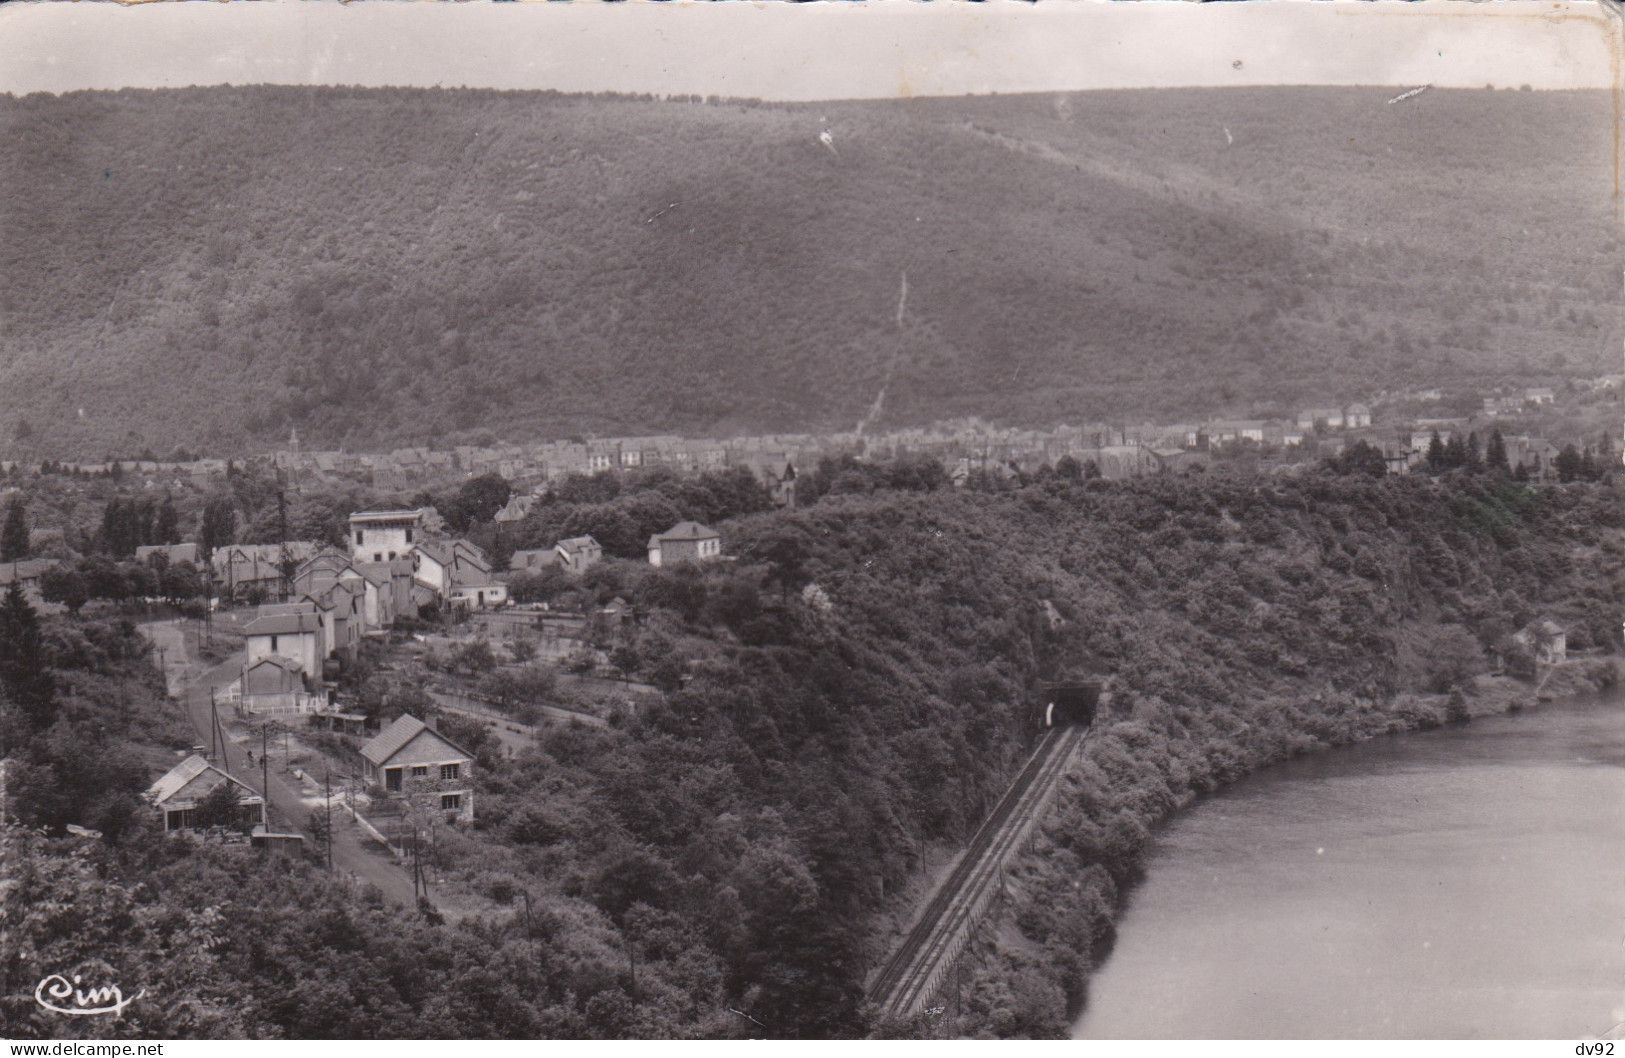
[0,581,54,729]
[1,496,29,561]
[199,496,238,559]
[1485,429,1510,475]
[192,782,253,833]
[155,494,180,545]
[1555,444,1583,483]
[449,473,513,532]
[1426,430,1446,471]
[38,566,88,613]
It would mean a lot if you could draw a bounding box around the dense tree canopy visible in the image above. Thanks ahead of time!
[4,465,1620,1040]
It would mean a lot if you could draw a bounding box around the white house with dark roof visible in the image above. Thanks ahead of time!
[647,521,721,567]
[243,605,324,677]
[146,754,264,833]
[554,535,602,573]
[413,539,507,608]
[359,715,475,824]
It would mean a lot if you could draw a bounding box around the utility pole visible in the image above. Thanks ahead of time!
[276,487,291,603]
[324,763,333,870]
[954,957,962,1024]
[209,687,218,761]
[261,722,269,826]
[411,827,422,902]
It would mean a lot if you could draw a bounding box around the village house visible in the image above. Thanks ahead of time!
[691,442,728,470]
[134,542,201,567]
[1509,437,1562,482]
[146,754,265,833]
[492,494,535,524]
[1297,408,1345,431]
[414,539,509,609]
[507,548,555,573]
[294,549,396,633]
[304,579,366,662]
[240,654,305,697]
[1209,420,1267,444]
[764,463,797,508]
[1091,444,1158,479]
[349,509,426,564]
[1148,447,1210,474]
[648,522,722,566]
[243,604,325,679]
[1524,387,1557,406]
[212,542,320,600]
[360,558,416,622]
[1344,403,1372,429]
[359,714,475,824]
[1513,619,1566,665]
[0,558,61,609]
[448,578,509,610]
[1381,441,1415,476]
[554,535,603,573]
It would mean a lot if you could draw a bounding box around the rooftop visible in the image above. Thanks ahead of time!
[360,714,474,768]
[146,754,261,807]
[653,521,719,542]
[244,611,323,636]
[349,509,425,524]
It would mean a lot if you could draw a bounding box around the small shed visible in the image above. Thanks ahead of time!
[243,655,306,696]
[251,825,306,856]
[307,711,373,736]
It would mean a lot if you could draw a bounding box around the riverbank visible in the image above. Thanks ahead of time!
[933,654,1623,1038]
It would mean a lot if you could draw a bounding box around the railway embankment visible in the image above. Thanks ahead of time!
[868,724,1086,1023]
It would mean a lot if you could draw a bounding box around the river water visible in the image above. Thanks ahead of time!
[1072,688,1625,1039]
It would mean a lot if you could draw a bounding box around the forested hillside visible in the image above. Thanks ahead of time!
[0,85,1616,457]
[4,466,1620,1039]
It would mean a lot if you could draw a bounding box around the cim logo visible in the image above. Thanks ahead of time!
[34,972,144,1017]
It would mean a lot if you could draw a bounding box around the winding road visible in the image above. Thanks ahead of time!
[142,619,422,909]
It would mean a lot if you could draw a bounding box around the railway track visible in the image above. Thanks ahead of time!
[869,722,1088,1020]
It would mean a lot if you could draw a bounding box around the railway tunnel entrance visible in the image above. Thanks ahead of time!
[1041,679,1101,728]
